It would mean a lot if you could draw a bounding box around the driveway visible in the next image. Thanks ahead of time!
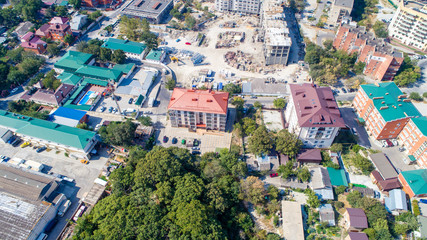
[340,107,371,148]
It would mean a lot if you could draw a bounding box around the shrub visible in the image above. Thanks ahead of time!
[413,200,421,216]
[410,92,423,101]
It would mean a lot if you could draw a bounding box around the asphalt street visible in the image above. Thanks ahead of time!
[340,107,371,148]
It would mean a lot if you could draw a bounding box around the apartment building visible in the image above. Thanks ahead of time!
[333,24,404,81]
[215,0,261,14]
[398,116,427,168]
[327,0,354,27]
[285,84,345,148]
[168,89,229,132]
[353,82,422,140]
[388,0,427,52]
[261,0,291,65]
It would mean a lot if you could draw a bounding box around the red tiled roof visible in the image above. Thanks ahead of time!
[378,178,401,191]
[168,88,229,115]
[333,25,349,49]
[289,84,345,128]
[297,149,322,163]
[346,208,368,229]
[371,170,384,182]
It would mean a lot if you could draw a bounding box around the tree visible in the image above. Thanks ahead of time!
[165,78,176,90]
[334,185,347,195]
[306,189,320,208]
[353,62,366,75]
[372,20,388,38]
[184,14,196,29]
[68,0,81,9]
[330,143,343,153]
[277,161,295,179]
[223,83,241,94]
[239,176,265,204]
[138,116,152,126]
[273,98,286,109]
[55,5,67,17]
[140,31,158,50]
[76,41,88,52]
[99,120,137,146]
[46,43,60,56]
[111,49,126,64]
[297,167,311,182]
[89,10,102,21]
[42,70,60,90]
[104,25,113,33]
[253,101,262,109]
[241,117,257,136]
[99,47,112,62]
[409,92,423,101]
[248,126,273,156]
[346,191,362,207]
[275,129,302,157]
[64,34,74,45]
[231,96,244,108]
[76,122,89,130]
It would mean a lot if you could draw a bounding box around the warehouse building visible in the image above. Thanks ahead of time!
[121,0,173,24]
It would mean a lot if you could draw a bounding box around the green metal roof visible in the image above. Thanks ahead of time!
[135,94,144,105]
[112,63,135,74]
[411,116,427,136]
[75,65,123,82]
[82,78,109,87]
[400,169,427,195]
[57,72,83,86]
[408,155,417,162]
[145,49,163,61]
[327,167,348,187]
[54,51,93,72]
[59,0,68,6]
[360,82,421,122]
[102,38,146,55]
[0,110,95,150]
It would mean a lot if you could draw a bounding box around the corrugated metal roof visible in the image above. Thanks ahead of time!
[54,51,93,72]
[102,38,146,55]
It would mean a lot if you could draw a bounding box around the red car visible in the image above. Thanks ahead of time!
[386,139,393,147]
[270,173,279,177]
[185,42,191,45]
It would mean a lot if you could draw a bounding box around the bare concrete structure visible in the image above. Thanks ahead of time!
[215,0,261,14]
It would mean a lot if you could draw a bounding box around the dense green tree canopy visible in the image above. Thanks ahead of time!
[99,120,137,147]
[248,126,273,156]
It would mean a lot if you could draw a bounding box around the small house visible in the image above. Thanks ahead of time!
[319,204,335,226]
[344,208,368,232]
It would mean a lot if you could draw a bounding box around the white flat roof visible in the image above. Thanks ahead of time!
[282,201,305,240]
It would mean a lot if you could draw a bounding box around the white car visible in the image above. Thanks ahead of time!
[381,140,387,148]
[352,128,358,135]
[391,139,398,146]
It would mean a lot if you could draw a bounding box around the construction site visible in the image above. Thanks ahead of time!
[216,31,245,49]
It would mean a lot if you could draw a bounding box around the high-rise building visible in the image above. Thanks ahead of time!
[326,0,354,27]
[215,0,261,14]
[285,84,345,148]
[168,89,229,132]
[261,0,291,66]
[388,0,427,52]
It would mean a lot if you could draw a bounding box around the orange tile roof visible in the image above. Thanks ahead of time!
[168,88,229,115]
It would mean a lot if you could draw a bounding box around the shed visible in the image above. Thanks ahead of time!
[319,204,336,226]
[344,208,368,231]
[0,127,13,143]
[384,189,408,213]
[311,167,334,200]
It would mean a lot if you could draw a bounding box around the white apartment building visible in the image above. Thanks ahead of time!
[285,84,346,148]
[168,89,229,132]
[215,0,261,14]
[388,0,427,52]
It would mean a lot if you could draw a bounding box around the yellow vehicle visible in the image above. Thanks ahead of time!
[20,142,30,148]
[80,159,89,164]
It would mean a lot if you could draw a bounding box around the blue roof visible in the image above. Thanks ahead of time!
[384,189,408,212]
[52,107,86,120]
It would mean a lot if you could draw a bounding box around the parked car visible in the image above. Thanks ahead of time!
[20,141,30,148]
[176,39,181,42]
[398,147,405,152]
[10,87,19,94]
[270,173,279,177]
[108,107,113,113]
[386,139,393,147]
[341,88,347,93]
[172,137,178,144]
[128,98,133,104]
[36,146,47,153]
[12,139,22,147]
[352,128,358,135]
[192,147,200,150]
[185,42,191,45]
[381,140,388,148]
[391,139,398,146]
[193,139,199,146]
[191,151,201,155]
[80,159,89,164]
[163,136,168,143]
[181,139,186,145]
[251,96,257,99]
[100,106,106,112]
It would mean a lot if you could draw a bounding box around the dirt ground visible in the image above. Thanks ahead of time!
[162,13,301,88]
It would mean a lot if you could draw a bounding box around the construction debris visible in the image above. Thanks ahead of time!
[216,31,245,48]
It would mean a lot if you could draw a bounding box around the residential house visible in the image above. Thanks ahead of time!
[13,21,34,38]
[398,116,427,168]
[285,83,345,148]
[344,208,368,232]
[352,187,375,198]
[215,0,261,14]
[345,232,369,240]
[145,49,166,64]
[81,0,113,8]
[384,189,408,213]
[353,82,422,140]
[50,107,88,127]
[310,167,334,200]
[70,13,88,31]
[398,169,427,198]
[0,110,97,159]
[255,153,280,171]
[168,89,229,132]
[368,153,402,192]
[20,32,47,54]
[371,170,402,192]
[297,148,322,165]
[327,0,354,27]
[319,204,336,226]
[36,17,72,43]
[102,38,147,60]
[333,24,404,81]
[21,84,75,106]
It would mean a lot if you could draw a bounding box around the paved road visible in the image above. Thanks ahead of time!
[340,107,371,148]
[314,1,327,24]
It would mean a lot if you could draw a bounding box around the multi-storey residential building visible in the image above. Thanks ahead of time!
[334,24,404,81]
[285,84,345,148]
[20,32,47,54]
[353,82,422,140]
[261,0,291,65]
[398,116,427,168]
[35,17,72,43]
[168,89,229,132]
[326,0,354,27]
[215,0,261,14]
[388,0,427,52]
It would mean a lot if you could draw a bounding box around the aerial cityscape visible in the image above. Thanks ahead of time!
[0,0,426,238]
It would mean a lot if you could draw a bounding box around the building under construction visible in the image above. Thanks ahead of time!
[261,0,291,66]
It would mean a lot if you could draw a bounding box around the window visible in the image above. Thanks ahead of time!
[314,141,318,143]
